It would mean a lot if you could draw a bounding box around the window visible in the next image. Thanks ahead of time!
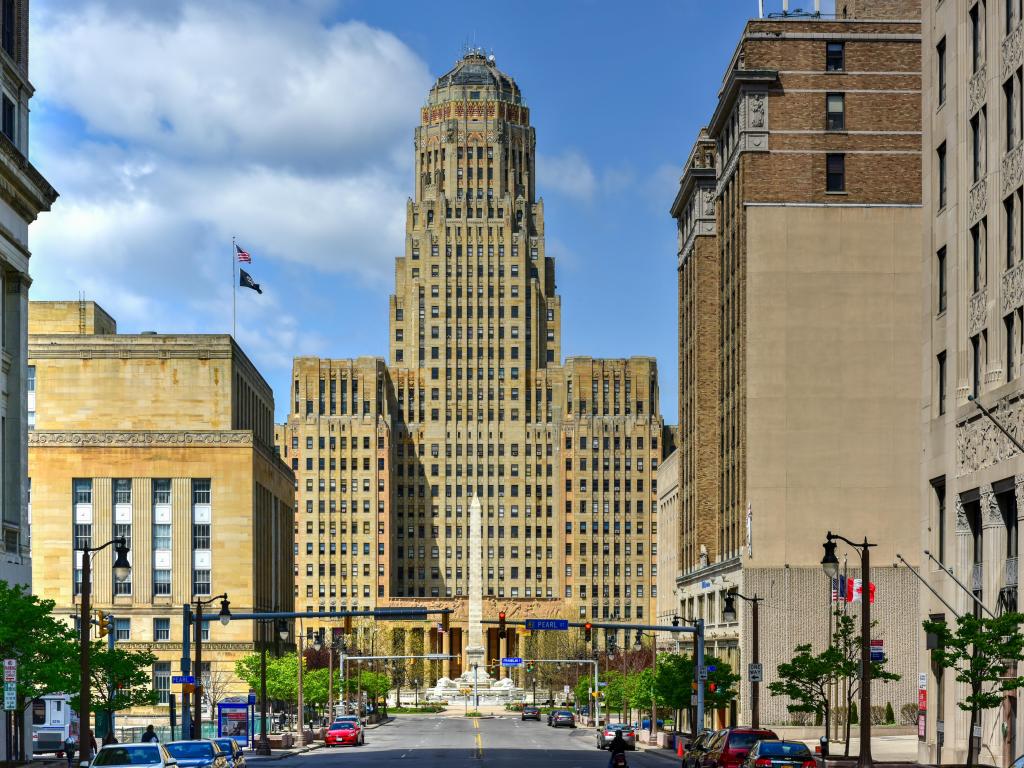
[826,93,845,130]
[972,2,983,75]
[1008,313,1017,382]
[192,523,211,550]
[114,479,131,505]
[73,523,92,552]
[153,479,171,505]
[26,365,34,392]
[154,570,171,596]
[1006,78,1017,151]
[826,41,844,71]
[972,112,985,183]
[937,143,947,209]
[972,222,984,292]
[1009,0,1020,34]
[826,153,845,192]
[192,479,211,505]
[114,618,130,641]
[1,95,13,143]
[972,334,982,398]
[0,1,13,58]
[73,479,92,505]
[153,662,171,705]
[193,569,211,595]
[937,37,947,105]
[933,479,946,565]
[937,351,947,415]
[154,618,170,641]
[113,522,132,595]
[937,247,947,313]
[153,524,171,551]
[1008,196,1018,268]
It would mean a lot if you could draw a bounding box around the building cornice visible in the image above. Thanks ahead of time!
[29,430,256,449]
[709,69,778,136]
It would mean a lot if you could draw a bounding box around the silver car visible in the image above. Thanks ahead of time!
[92,743,178,768]
[597,723,637,750]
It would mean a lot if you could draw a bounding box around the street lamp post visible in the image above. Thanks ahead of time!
[77,537,131,768]
[722,591,762,728]
[634,630,659,744]
[822,531,876,768]
[192,594,231,740]
[256,619,289,756]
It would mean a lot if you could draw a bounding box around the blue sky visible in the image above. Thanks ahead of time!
[26,0,821,423]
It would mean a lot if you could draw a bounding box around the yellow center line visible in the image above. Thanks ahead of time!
[475,731,483,758]
[473,719,479,729]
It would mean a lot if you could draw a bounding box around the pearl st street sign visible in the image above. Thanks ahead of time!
[524,619,569,631]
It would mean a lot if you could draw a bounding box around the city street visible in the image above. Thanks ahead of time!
[261,716,670,767]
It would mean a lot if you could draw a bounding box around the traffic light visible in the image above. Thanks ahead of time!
[498,611,507,639]
[708,682,717,693]
[583,622,592,642]
[97,610,111,639]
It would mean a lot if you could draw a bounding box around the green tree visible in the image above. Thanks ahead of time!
[233,653,299,704]
[923,611,1024,768]
[884,701,895,724]
[76,644,158,731]
[769,643,842,738]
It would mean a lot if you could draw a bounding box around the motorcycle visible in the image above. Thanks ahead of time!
[610,754,628,767]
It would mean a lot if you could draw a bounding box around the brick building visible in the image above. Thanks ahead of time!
[279,51,667,681]
[669,0,922,726]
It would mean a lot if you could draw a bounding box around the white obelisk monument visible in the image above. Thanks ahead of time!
[466,494,485,705]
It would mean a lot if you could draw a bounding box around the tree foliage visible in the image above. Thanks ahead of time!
[0,581,79,703]
[923,612,1024,768]
[78,644,159,714]
[769,642,841,734]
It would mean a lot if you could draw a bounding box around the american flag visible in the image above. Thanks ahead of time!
[235,243,251,263]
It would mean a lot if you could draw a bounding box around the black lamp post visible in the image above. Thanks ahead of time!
[822,531,876,768]
[192,594,231,739]
[256,619,289,756]
[722,590,762,728]
[77,537,130,767]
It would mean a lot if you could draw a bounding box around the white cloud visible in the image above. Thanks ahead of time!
[537,149,598,202]
[26,0,432,410]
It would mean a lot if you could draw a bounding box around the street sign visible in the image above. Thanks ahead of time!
[524,619,569,631]
[248,693,257,706]
[699,665,709,681]
[598,682,608,687]
[3,681,15,710]
[3,659,16,683]
[501,657,524,667]
[690,694,698,706]
[748,663,763,683]
[172,675,195,685]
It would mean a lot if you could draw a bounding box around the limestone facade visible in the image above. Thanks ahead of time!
[655,447,680,647]
[279,52,665,680]
[668,2,922,726]
[922,0,1024,763]
[27,302,295,721]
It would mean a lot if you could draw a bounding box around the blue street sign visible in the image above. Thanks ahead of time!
[525,619,570,631]
[870,650,885,662]
[501,657,524,667]
[707,665,717,672]
[172,675,195,684]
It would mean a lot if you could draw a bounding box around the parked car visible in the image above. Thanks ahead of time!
[596,723,636,750]
[213,740,245,768]
[701,728,779,768]
[550,710,576,728]
[740,740,816,768]
[521,705,541,721]
[164,741,228,768]
[93,744,178,768]
[332,715,364,727]
[682,729,722,768]
[325,720,364,747]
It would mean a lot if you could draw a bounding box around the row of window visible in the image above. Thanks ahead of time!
[72,478,211,505]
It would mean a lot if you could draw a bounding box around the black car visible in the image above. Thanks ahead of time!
[550,710,575,728]
[682,729,722,768]
[165,741,228,768]
[739,740,815,768]
[521,705,541,721]
[213,740,245,768]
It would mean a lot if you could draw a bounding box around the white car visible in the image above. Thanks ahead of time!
[92,743,178,768]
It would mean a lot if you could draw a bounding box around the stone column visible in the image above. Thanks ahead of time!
[465,495,485,696]
[442,624,453,679]
[499,631,509,679]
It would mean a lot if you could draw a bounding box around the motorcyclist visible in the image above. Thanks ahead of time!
[608,730,628,766]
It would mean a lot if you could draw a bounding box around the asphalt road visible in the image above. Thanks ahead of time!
[261,715,674,767]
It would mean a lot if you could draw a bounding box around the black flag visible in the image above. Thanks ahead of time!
[239,268,262,294]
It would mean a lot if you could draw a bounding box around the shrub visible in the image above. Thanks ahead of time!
[900,703,919,726]
[870,705,886,725]
[814,710,823,726]
[466,711,483,717]
[790,711,812,726]
[849,702,858,725]
[884,702,895,724]
[834,706,848,726]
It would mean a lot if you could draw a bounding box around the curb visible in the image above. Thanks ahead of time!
[636,743,682,762]
[249,743,322,761]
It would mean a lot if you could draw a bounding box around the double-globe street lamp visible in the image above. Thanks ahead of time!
[821,531,876,768]
[192,594,231,739]
[722,591,763,729]
[255,619,290,756]
[77,537,131,767]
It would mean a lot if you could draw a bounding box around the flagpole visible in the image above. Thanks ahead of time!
[232,236,237,339]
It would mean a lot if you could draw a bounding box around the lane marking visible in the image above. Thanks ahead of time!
[475,731,483,758]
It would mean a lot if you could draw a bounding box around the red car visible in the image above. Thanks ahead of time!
[325,720,364,747]
[701,728,779,768]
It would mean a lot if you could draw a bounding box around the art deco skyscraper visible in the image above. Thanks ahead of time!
[284,52,665,678]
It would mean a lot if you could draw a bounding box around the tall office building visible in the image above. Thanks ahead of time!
[281,51,666,679]
[669,0,922,724]
[28,301,295,726]
[921,0,1024,762]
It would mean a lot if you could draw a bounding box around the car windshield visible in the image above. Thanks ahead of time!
[213,741,235,754]
[729,733,773,750]
[166,743,215,759]
[330,722,354,731]
[94,747,162,766]
[758,743,811,757]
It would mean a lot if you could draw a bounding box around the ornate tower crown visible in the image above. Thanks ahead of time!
[427,50,522,106]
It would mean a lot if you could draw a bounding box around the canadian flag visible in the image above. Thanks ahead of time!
[848,579,876,604]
